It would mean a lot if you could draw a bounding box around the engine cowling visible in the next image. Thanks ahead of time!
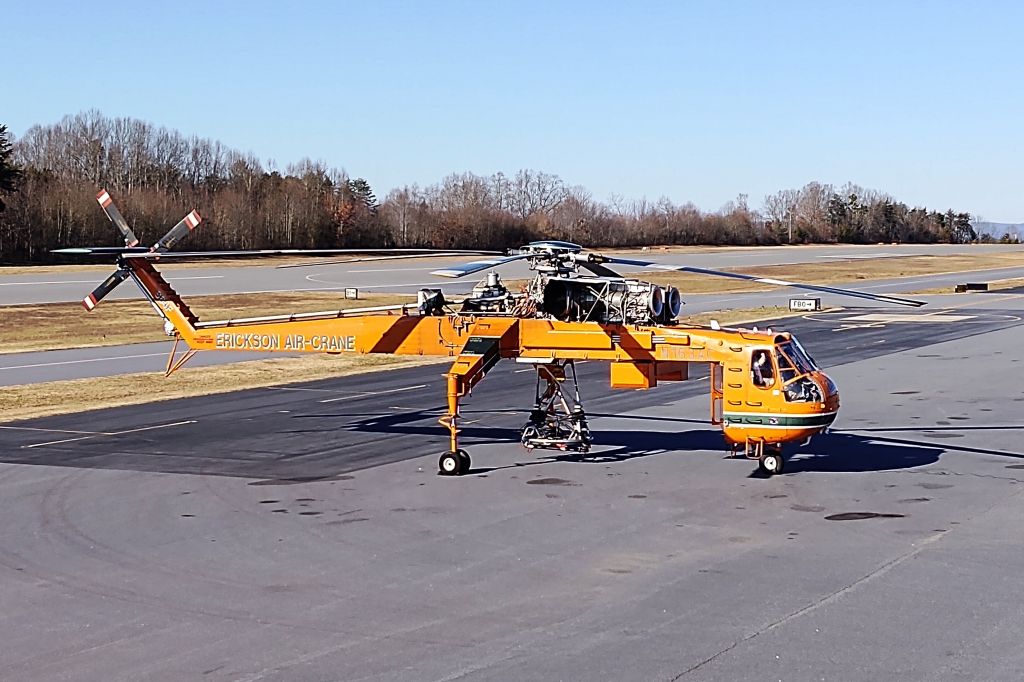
[541,277,681,324]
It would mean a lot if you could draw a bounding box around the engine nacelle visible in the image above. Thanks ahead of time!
[541,277,681,324]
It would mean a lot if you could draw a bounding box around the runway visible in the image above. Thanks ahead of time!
[1,303,1024,679]
[3,242,1022,306]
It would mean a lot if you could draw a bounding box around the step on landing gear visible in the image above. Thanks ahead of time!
[520,360,592,455]
[744,438,784,476]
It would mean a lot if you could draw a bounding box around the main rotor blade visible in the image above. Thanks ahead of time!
[431,253,533,278]
[116,248,503,262]
[152,210,202,252]
[599,256,927,307]
[96,189,140,247]
[82,269,130,310]
[276,250,504,269]
[53,246,151,256]
[570,253,623,278]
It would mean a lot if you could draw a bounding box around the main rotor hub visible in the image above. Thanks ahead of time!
[518,241,583,255]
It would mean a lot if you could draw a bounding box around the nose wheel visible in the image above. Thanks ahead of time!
[743,438,784,476]
[438,449,471,476]
[758,449,784,476]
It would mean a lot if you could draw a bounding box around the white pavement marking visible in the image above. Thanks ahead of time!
[23,419,197,449]
[0,275,223,286]
[346,267,435,273]
[318,384,428,403]
[303,274,454,289]
[0,352,168,371]
[0,425,100,435]
[264,386,338,393]
[818,253,901,259]
[844,313,975,323]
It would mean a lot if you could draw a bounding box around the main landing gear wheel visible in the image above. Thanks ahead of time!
[758,450,784,476]
[438,449,471,476]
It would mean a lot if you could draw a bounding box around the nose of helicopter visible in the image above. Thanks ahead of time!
[819,372,840,420]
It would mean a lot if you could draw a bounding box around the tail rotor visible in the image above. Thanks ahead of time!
[96,189,140,247]
[82,189,202,310]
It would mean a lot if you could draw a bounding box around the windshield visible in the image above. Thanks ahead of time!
[790,338,819,370]
[779,341,817,374]
[774,347,799,384]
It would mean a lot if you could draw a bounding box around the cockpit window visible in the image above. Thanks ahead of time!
[778,342,817,375]
[751,349,775,388]
[775,340,823,402]
[774,347,798,384]
[783,377,823,403]
[790,339,819,370]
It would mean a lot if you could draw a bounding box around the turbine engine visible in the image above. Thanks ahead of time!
[540,276,682,325]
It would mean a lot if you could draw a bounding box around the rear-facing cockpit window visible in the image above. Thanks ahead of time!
[751,349,775,388]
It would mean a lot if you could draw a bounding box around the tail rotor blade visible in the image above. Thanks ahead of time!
[152,210,202,252]
[82,269,130,311]
[96,189,140,247]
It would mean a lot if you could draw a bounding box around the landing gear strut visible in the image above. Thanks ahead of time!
[520,360,592,454]
[741,438,785,476]
[435,356,592,476]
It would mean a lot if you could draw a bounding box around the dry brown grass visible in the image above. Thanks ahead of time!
[908,277,1024,296]
[641,252,1024,293]
[0,292,417,354]
[683,306,808,326]
[0,263,115,275]
[0,354,448,423]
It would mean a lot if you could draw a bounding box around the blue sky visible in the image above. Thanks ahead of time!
[6,1,1022,221]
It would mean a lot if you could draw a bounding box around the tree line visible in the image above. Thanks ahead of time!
[0,111,983,264]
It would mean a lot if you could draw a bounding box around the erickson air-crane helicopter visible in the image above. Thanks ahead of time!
[59,189,926,476]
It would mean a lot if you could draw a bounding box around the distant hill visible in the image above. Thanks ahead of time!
[973,221,1024,240]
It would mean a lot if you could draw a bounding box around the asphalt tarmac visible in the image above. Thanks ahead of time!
[1,302,1024,680]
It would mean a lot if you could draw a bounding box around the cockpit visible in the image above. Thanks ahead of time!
[751,338,833,404]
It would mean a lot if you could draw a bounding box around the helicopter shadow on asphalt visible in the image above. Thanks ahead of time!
[301,408,1024,477]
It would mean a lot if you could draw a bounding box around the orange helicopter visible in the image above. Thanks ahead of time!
[57,189,925,476]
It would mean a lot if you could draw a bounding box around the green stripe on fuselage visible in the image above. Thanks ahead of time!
[723,412,837,428]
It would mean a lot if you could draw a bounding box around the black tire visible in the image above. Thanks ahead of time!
[438,452,461,476]
[456,449,471,474]
[759,451,784,476]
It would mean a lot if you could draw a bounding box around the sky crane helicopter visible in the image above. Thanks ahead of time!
[57,189,926,476]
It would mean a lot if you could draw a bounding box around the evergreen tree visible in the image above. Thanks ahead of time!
[347,178,378,214]
[0,124,23,212]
